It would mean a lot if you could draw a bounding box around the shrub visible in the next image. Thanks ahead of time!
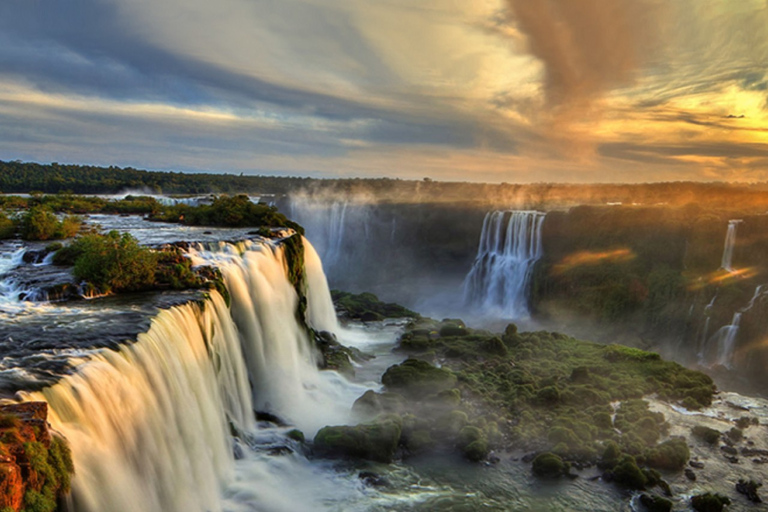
[69,231,158,293]
[691,426,720,445]
[19,206,59,240]
[0,212,14,239]
[531,452,566,478]
[646,438,689,471]
[690,493,731,512]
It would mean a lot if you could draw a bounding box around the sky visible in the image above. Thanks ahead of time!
[0,0,767,183]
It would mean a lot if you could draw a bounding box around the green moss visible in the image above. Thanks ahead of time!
[381,359,457,399]
[612,455,648,489]
[639,494,672,512]
[645,438,689,471]
[332,290,417,320]
[690,493,731,512]
[286,429,305,443]
[313,417,402,463]
[691,426,721,445]
[531,452,566,478]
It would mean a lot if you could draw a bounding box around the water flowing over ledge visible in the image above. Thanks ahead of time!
[22,235,361,512]
[462,210,545,319]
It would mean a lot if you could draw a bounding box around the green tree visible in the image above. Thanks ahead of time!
[71,231,158,293]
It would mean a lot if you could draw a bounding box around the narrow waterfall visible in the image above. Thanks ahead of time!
[23,235,358,512]
[705,285,766,368]
[720,219,742,271]
[462,211,546,318]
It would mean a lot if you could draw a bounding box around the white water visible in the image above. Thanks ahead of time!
[720,219,742,271]
[23,236,369,512]
[0,244,34,312]
[705,285,766,368]
[288,196,372,278]
[462,210,545,319]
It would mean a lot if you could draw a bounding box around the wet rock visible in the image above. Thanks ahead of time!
[724,455,739,464]
[314,417,402,463]
[639,494,672,512]
[689,460,705,469]
[735,478,762,503]
[359,471,389,487]
[267,446,293,457]
[742,447,768,457]
[255,411,287,426]
[720,445,737,455]
[685,468,697,481]
[691,492,731,512]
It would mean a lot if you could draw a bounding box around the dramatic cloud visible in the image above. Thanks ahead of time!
[0,0,766,182]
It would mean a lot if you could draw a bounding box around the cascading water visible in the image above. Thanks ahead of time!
[720,219,742,272]
[23,235,367,512]
[462,211,545,318]
[703,285,766,368]
[287,196,373,284]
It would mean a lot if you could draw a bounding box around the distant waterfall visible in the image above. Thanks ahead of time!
[287,196,373,283]
[26,236,356,512]
[462,211,545,318]
[704,285,766,368]
[720,219,742,271]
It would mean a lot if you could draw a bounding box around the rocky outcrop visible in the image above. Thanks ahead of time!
[0,402,73,512]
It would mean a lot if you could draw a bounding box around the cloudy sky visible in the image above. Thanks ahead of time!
[1,0,767,182]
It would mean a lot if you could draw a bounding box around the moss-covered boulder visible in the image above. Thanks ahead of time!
[531,452,567,478]
[313,416,402,463]
[331,290,417,321]
[456,426,489,462]
[691,425,721,445]
[645,437,689,471]
[381,359,457,399]
[690,492,731,512]
[639,494,672,512]
[352,390,406,419]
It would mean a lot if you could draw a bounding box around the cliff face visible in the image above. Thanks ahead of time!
[531,206,768,392]
[0,402,73,512]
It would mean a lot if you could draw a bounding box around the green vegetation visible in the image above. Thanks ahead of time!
[381,358,457,399]
[531,452,567,478]
[639,494,673,512]
[332,290,418,321]
[52,232,220,296]
[314,416,403,463]
[0,212,14,239]
[18,206,81,241]
[59,231,158,293]
[0,404,74,512]
[148,195,303,233]
[690,492,731,512]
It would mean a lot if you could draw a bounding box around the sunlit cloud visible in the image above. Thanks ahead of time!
[0,0,766,181]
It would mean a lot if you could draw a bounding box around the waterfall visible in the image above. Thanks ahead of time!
[705,285,766,368]
[287,196,373,283]
[462,211,545,318]
[23,235,361,512]
[720,219,742,271]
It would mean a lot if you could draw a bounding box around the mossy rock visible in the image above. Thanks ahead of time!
[313,417,402,463]
[531,452,567,478]
[645,438,689,471]
[286,429,305,443]
[381,359,457,399]
[352,390,406,419]
[611,455,648,490]
[639,494,672,512]
[691,426,720,445]
[690,492,731,512]
[438,323,466,337]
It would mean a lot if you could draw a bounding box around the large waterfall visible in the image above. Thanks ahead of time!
[25,236,364,512]
[720,219,742,271]
[462,211,545,318]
